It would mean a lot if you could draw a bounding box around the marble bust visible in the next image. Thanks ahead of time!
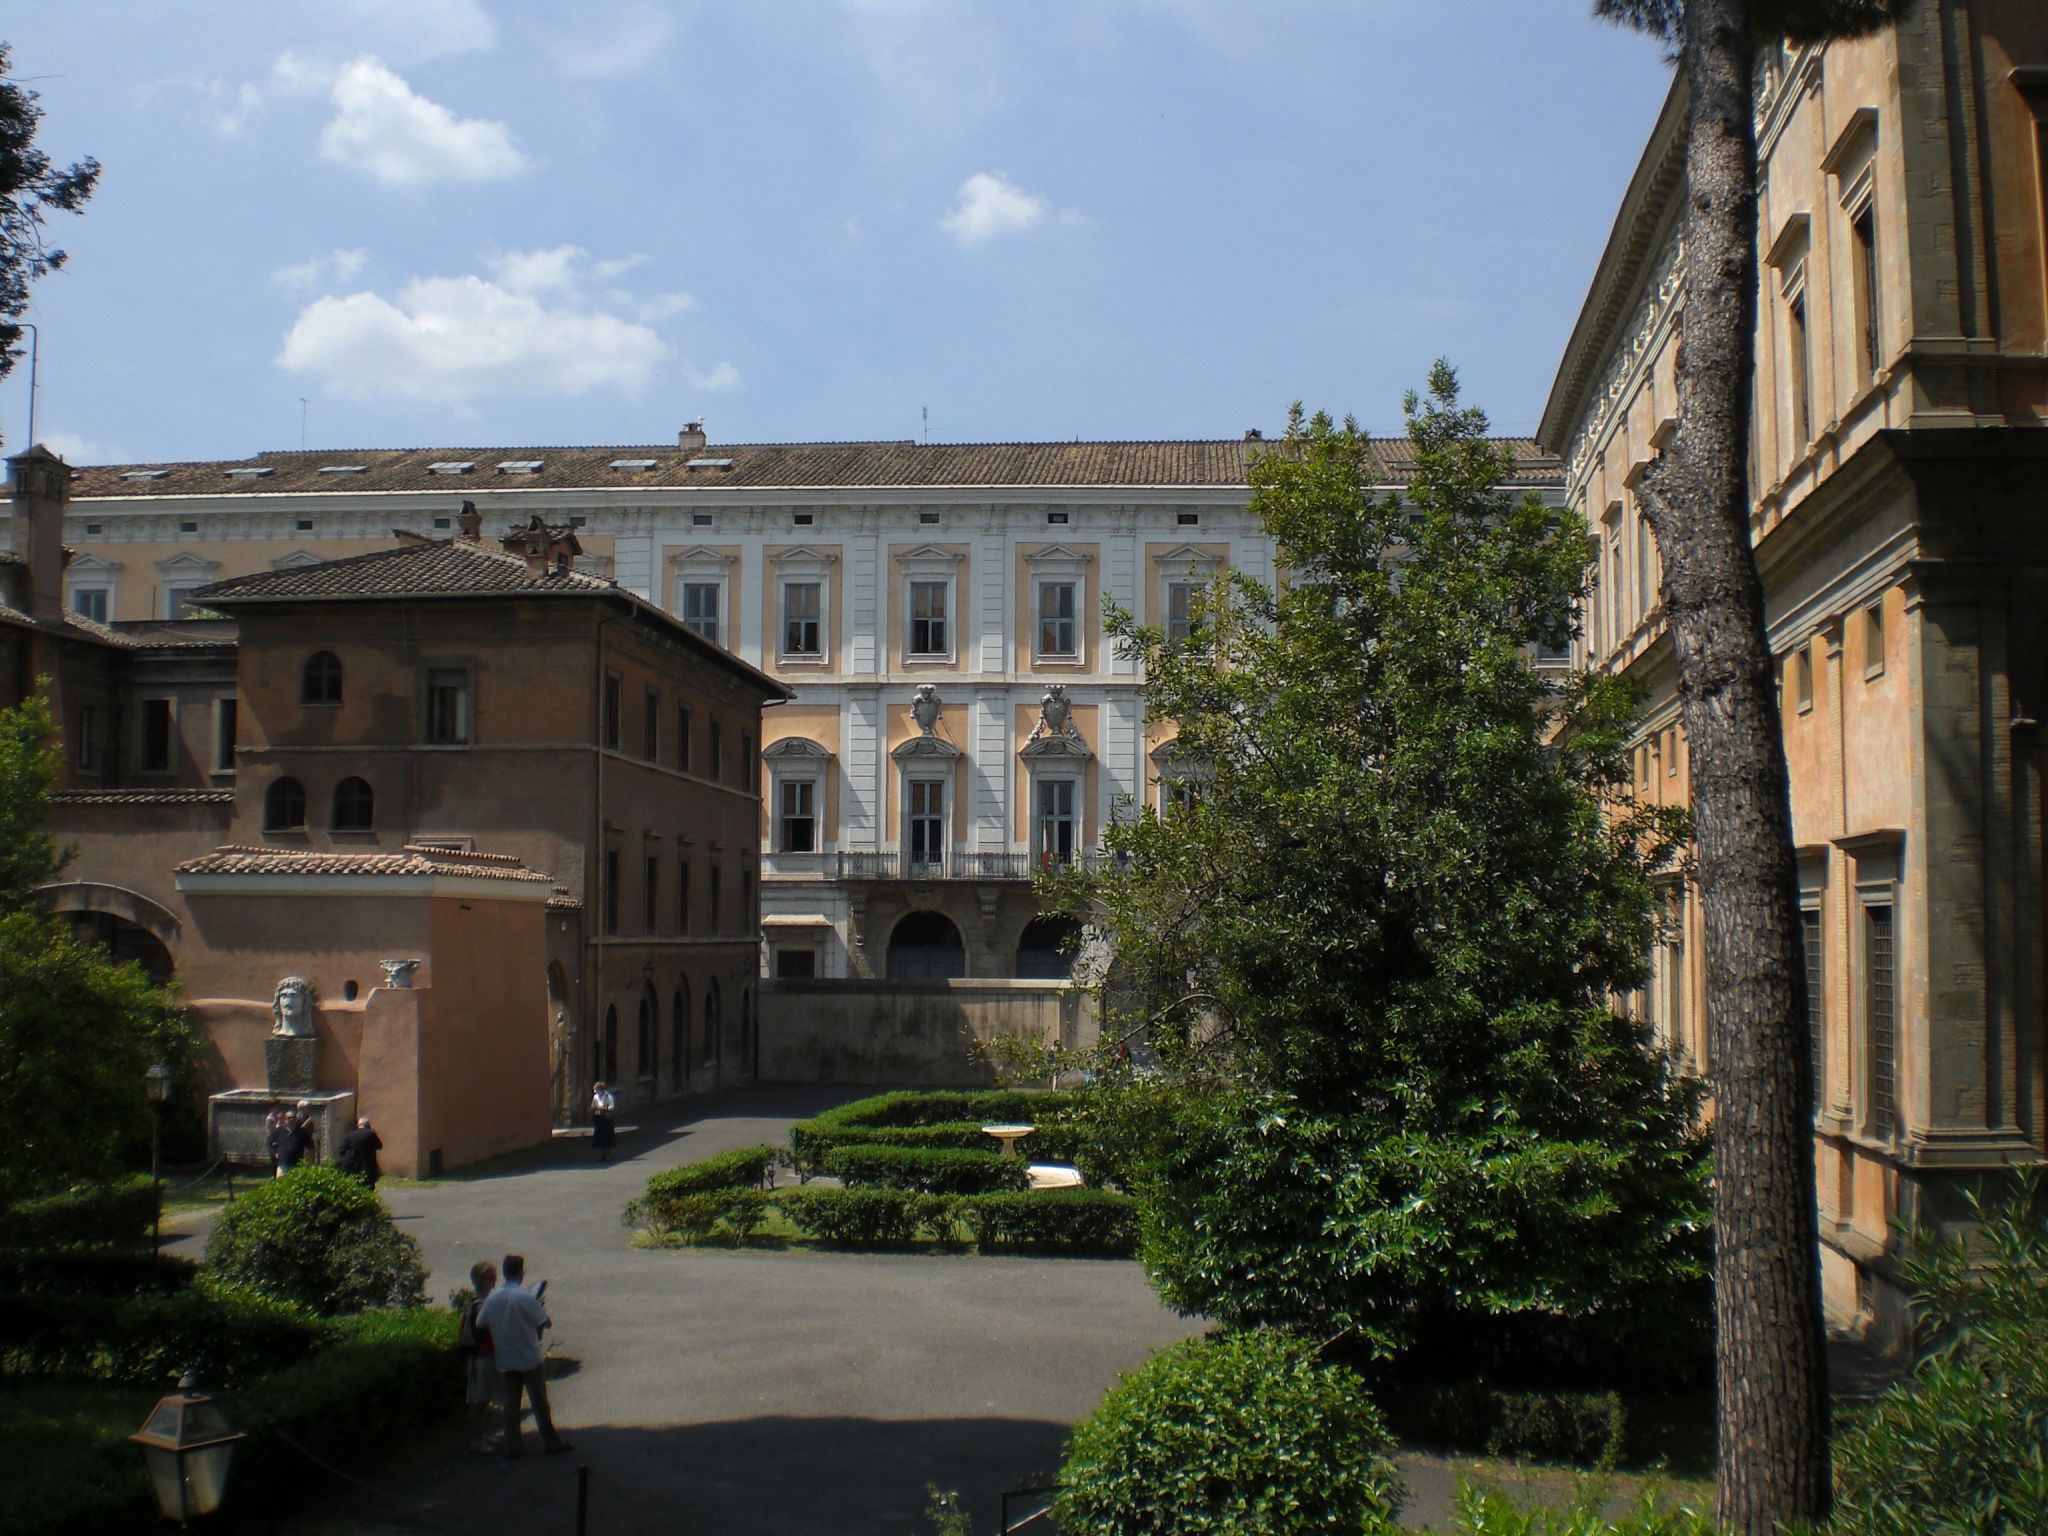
[272,975,316,1038]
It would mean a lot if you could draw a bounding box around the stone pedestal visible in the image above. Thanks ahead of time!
[208,1087,355,1169]
[265,1037,319,1095]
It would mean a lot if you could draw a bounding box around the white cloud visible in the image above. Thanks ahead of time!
[548,2,676,78]
[39,430,128,466]
[277,249,668,404]
[271,248,370,295]
[318,56,527,187]
[211,81,266,138]
[940,171,1050,247]
[684,361,742,392]
[336,0,496,60]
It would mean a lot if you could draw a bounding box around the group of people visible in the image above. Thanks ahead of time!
[460,1254,575,1457]
[263,1101,384,1187]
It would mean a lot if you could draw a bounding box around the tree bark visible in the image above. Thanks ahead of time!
[1633,1,1833,1529]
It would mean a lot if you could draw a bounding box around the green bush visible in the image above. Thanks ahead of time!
[1438,1484,1719,1535]
[1057,1327,1402,1536]
[633,1187,773,1243]
[824,1144,1031,1195]
[789,1090,1083,1168]
[1384,1383,1626,1465]
[623,1147,777,1231]
[965,1189,1138,1256]
[777,1187,958,1247]
[1830,1170,2048,1536]
[4,1177,158,1248]
[0,1283,328,1385]
[202,1165,426,1314]
[0,1246,196,1295]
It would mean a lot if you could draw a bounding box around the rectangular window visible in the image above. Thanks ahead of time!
[776,948,817,979]
[709,865,722,933]
[165,588,201,621]
[603,672,623,750]
[70,588,108,623]
[644,848,660,933]
[1802,906,1826,1109]
[1165,582,1198,642]
[677,703,693,773]
[1786,288,1811,447]
[677,855,691,934]
[426,669,471,744]
[742,731,753,779]
[741,868,753,924]
[1863,602,1886,680]
[138,699,173,772]
[604,843,621,936]
[1793,645,1815,714]
[780,780,817,852]
[214,697,237,772]
[76,705,98,772]
[1036,778,1077,867]
[1635,514,1654,616]
[682,583,720,644]
[1850,205,1880,380]
[909,779,945,872]
[709,717,723,783]
[909,581,948,656]
[1038,582,1078,657]
[783,582,822,656]
[1866,904,1897,1138]
[644,687,660,760]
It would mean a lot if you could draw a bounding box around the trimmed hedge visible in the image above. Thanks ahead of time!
[631,1187,773,1244]
[623,1146,778,1231]
[824,1144,1032,1195]
[1384,1383,1628,1465]
[0,1283,330,1386]
[777,1187,960,1247]
[966,1189,1138,1256]
[0,1246,197,1296]
[790,1090,1085,1169]
[204,1166,427,1315]
[5,1177,158,1248]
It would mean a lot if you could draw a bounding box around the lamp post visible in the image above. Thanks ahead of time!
[130,1373,245,1527]
[146,1061,172,1282]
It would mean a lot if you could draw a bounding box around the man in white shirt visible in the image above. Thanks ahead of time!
[475,1253,573,1456]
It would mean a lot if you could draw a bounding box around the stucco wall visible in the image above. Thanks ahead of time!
[757,977,1094,1085]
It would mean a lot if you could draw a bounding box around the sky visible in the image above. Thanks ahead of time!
[4,2,1674,466]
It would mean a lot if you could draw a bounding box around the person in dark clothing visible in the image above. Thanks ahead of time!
[337,1118,384,1187]
[264,1103,289,1175]
[277,1103,316,1174]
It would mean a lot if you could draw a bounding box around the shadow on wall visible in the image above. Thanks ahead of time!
[755,979,1095,1085]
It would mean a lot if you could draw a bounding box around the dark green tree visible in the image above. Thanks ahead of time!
[1060,367,1707,1364]
[0,42,99,389]
[0,692,188,1209]
[1589,4,1911,1529]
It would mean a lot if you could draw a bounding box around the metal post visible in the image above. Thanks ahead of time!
[149,1101,163,1285]
[575,1463,590,1535]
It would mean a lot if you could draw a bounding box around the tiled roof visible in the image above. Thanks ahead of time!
[0,596,137,647]
[175,843,554,884]
[51,789,236,806]
[68,437,1562,497]
[194,537,614,604]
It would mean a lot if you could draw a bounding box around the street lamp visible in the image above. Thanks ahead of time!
[130,1373,244,1526]
[146,1061,173,1281]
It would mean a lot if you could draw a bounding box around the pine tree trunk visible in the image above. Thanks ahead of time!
[1633,2,1833,1529]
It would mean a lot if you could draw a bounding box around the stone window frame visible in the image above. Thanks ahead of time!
[897,544,964,665]
[1822,108,1882,388]
[1156,542,1222,644]
[1765,212,1814,457]
[770,545,838,666]
[1837,830,1904,1148]
[668,546,735,649]
[64,551,120,624]
[763,737,833,856]
[1028,543,1094,667]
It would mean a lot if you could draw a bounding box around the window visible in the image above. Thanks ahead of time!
[742,731,754,775]
[1165,581,1199,643]
[671,990,688,1089]
[214,698,237,773]
[1038,582,1078,657]
[426,669,471,744]
[709,717,723,783]
[603,672,623,750]
[76,706,97,772]
[1850,205,1880,380]
[265,776,307,830]
[1634,514,1654,616]
[677,702,693,773]
[709,864,722,932]
[1177,512,1200,526]
[1602,507,1623,652]
[909,580,948,656]
[164,587,203,620]
[909,779,945,873]
[702,981,721,1067]
[604,840,622,936]
[1793,645,1814,714]
[682,583,720,644]
[779,780,817,852]
[1802,905,1826,1109]
[302,651,343,705]
[637,997,653,1080]
[677,855,692,933]
[332,776,374,831]
[776,948,816,979]
[138,699,173,772]
[1862,602,1886,680]
[643,687,660,760]
[1786,284,1812,447]
[783,582,822,656]
[1865,904,1897,1138]
[741,868,753,924]
[1036,778,1077,867]
[600,1006,619,1084]
[1164,776,1199,815]
[644,846,660,932]
[69,588,108,623]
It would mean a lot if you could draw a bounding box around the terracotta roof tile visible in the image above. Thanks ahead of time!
[175,843,554,883]
[193,537,612,604]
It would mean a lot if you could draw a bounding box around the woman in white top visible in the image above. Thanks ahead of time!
[590,1081,617,1162]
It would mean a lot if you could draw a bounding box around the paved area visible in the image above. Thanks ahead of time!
[167,1087,1205,1535]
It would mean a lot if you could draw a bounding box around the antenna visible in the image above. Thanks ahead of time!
[921,406,928,446]
[299,398,309,452]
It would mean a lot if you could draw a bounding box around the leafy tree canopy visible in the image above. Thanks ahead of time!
[0,43,98,387]
[1593,0,1910,47]
[1055,366,1708,1359]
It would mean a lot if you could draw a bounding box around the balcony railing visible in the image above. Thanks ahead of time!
[808,849,1112,882]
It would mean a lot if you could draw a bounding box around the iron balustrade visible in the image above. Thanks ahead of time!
[827,850,1112,881]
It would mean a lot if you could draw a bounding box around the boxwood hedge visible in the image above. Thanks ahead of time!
[823,1144,1032,1195]
[4,1177,158,1248]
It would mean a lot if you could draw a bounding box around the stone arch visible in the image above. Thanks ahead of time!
[888,910,967,980]
[670,983,690,1090]
[703,978,722,1068]
[636,989,655,1083]
[1015,914,1084,979]
[40,880,181,949]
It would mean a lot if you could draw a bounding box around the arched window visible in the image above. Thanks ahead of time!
[264,776,307,831]
[600,1004,619,1084]
[302,651,343,705]
[637,994,654,1080]
[702,979,722,1067]
[331,776,374,831]
[887,910,967,980]
[741,988,755,1077]
[670,987,688,1089]
[1015,915,1084,979]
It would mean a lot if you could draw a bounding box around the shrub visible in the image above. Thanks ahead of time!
[1830,1170,2048,1536]
[623,1147,777,1231]
[0,1246,196,1296]
[5,1177,158,1248]
[1383,1383,1626,1465]
[0,1284,328,1385]
[633,1187,773,1243]
[965,1189,1138,1256]
[1057,1327,1402,1536]
[824,1144,1031,1195]
[789,1091,1084,1169]
[1439,1484,1719,1535]
[777,1187,958,1247]
[202,1165,426,1314]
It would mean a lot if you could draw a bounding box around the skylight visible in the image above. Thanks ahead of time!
[496,460,544,474]
[119,469,169,481]
[609,459,659,472]
[318,465,368,475]
[685,458,734,470]
[428,461,475,475]
[226,467,275,479]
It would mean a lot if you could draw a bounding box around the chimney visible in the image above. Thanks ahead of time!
[678,420,706,452]
[6,446,72,624]
[454,500,483,541]
[500,513,582,577]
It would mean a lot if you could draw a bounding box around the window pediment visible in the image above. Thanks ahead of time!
[1026,543,1094,568]
[1157,543,1223,580]
[156,552,221,577]
[667,545,736,572]
[763,736,833,760]
[269,549,325,570]
[893,735,962,760]
[769,544,840,573]
[895,543,964,574]
[67,552,122,575]
[1020,734,1091,760]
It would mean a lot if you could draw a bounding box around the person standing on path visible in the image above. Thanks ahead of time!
[460,1260,505,1454]
[477,1253,573,1458]
[337,1117,383,1188]
[590,1081,617,1163]
[276,1103,316,1174]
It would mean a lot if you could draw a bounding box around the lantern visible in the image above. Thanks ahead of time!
[130,1374,244,1526]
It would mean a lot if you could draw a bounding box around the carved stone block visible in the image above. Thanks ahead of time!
[265,1037,320,1095]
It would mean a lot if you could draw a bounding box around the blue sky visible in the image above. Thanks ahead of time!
[6,2,1672,464]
